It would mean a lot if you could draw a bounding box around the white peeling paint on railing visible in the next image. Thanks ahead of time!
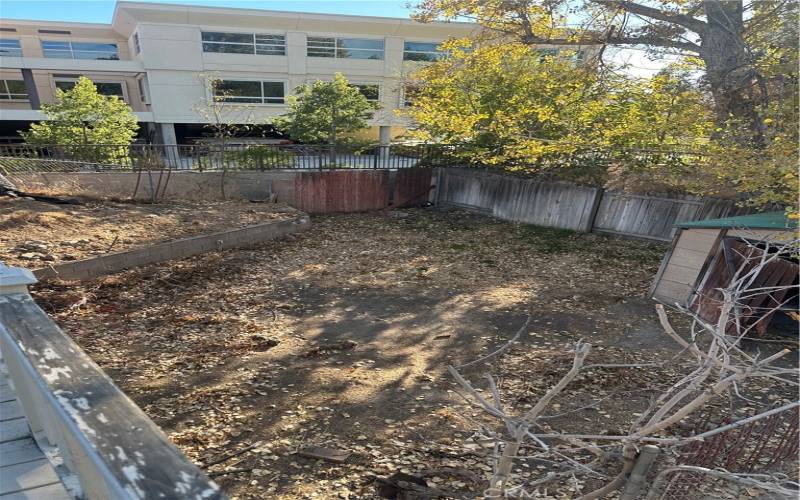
[0,263,226,500]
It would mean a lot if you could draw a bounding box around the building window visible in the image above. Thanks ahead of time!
[136,76,149,104]
[42,41,119,60]
[55,79,126,100]
[352,83,379,101]
[0,80,28,100]
[255,34,286,55]
[213,80,285,104]
[307,37,384,60]
[201,32,286,56]
[403,41,444,62]
[401,82,423,107]
[133,32,141,54]
[0,39,23,57]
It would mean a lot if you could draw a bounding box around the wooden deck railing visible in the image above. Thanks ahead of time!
[0,264,226,499]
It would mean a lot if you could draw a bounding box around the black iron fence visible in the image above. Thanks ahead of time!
[0,143,460,173]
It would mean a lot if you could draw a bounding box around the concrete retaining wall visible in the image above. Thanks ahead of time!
[9,171,298,203]
[34,216,310,281]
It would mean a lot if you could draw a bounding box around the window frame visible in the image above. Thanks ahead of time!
[0,79,28,101]
[402,41,445,62]
[0,39,23,57]
[306,36,384,60]
[136,76,149,104]
[41,40,119,60]
[304,78,381,102]
[351,82,381,102]
[211,78,287,105]
[53,77,128,102]
[400,81,424,108]
[201,31,286,56]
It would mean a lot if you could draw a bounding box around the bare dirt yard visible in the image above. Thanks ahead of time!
[0,197,301,268]
[29,208,797,499]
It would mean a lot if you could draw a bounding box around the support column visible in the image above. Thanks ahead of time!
[145,122,157,143]
[378,125,391,165]
[21,69,40,110]
[158,123,180,168]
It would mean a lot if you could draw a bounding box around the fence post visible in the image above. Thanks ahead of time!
[620,445,660,500]
[584,187,605,233]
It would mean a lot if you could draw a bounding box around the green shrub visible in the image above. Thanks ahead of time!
[224,146,296,170]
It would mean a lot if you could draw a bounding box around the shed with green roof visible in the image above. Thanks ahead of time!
[650,211,798,307]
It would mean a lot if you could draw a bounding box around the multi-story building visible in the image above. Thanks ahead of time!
[0,1,478,145]
[0,1,591,145]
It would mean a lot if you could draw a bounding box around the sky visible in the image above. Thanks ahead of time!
[0,0,413,21]
[0,0,672,77]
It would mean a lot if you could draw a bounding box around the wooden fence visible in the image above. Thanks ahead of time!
[293,168,434,214]
[436,168,755,241]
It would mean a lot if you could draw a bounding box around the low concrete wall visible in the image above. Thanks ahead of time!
[9,171,298,203]
[34,216,310,281]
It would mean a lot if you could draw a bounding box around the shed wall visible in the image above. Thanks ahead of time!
[652,228,721,306]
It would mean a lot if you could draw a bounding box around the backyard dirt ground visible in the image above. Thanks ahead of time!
[27,208,798,499]
[0,197,300,268]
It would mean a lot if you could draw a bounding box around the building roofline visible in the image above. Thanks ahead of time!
[113,1,476,27]
[0,18,112,29]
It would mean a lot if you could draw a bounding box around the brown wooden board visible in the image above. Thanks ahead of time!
[691,239,798,334]
[393,167,432,208]
[293,170,389,213]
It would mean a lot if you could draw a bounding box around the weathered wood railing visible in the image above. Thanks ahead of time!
[0,264,225,499]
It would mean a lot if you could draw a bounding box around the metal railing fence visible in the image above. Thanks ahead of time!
[0,143,460,173]
[0,142,708,177]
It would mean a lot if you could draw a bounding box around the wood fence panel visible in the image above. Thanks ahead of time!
[293,170,389,213]
[593,192,751,241]
[593,193,709,241]
[394,167,433,207]
[438,168,601,232]
[436,168,767,241]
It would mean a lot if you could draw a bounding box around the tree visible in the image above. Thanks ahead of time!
[412,0,798,145]
[22,76,138,161]
[401,40,714,183]
[194,74,260,148]
[274,73,380,164]
[193,74,262,198]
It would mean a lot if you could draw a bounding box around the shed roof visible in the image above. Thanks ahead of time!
[677,211,798,230]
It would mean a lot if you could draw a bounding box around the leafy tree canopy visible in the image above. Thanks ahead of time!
[402,41,713,176]
[412,1,797,146]
[274,73,380,145]
[22,76,138,147]
[406,1,798,208]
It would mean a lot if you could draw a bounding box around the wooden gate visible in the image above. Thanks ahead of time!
[393,167,432,207]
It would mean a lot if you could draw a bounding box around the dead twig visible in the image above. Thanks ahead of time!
[201,442,260,469]
[207,467,254,478]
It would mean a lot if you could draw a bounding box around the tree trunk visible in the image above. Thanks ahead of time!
[699,0,766,145]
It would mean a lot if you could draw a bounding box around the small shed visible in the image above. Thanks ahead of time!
[650,212,798,332]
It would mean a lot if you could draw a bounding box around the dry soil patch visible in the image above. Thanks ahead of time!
[30,209,797,499]
[0,197,300,268]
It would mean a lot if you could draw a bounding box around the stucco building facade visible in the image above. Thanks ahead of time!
[0,1,592,145]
